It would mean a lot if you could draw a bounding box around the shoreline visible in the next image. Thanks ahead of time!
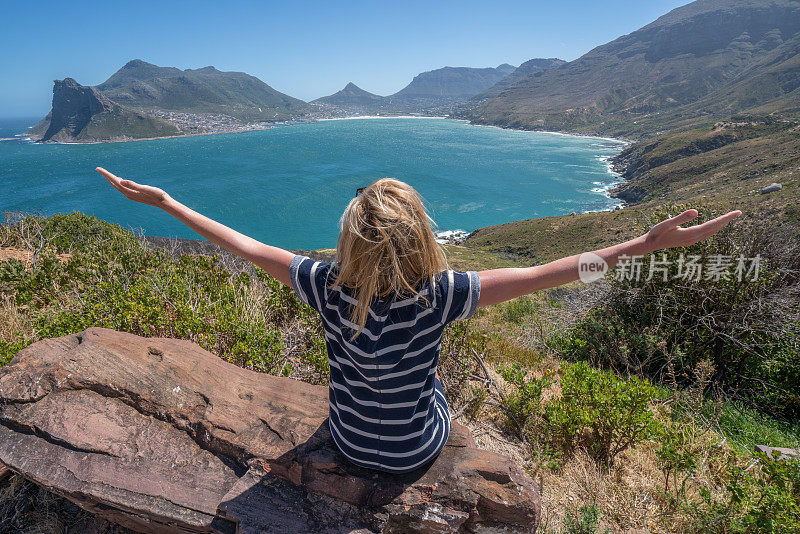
[318,115,449,121]
[461,118,633,212]
[16,114,634,209]
[465,121,631,145]
[15,114,633,147]
[26,122,304,146]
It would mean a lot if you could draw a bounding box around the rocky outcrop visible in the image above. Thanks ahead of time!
[28,78,179,143]
[0,328,541,533]
[41,78,114,141]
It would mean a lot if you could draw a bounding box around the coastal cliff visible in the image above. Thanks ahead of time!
[27,78,179,143]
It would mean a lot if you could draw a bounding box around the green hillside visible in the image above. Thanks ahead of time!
[471,0,800,139]
[96,59,309,122]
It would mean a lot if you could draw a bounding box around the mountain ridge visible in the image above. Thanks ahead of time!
[471,0,800,139]
[391,64,516,101]
[95,59,309,122]
[312,63,561,115]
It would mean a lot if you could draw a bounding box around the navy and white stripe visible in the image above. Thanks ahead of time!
[289,255,480,473]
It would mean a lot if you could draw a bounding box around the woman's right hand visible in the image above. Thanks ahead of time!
[96,167,170,207]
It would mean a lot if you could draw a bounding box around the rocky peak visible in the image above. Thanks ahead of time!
[121,59,151,69]
[41,78,113,142]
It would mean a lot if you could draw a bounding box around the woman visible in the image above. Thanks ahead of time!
[97,167,740,473]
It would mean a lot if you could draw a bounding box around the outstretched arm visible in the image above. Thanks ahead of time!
[97,167,294,285]
[477,209,741,307]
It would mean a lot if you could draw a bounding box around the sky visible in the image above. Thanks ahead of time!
[0,0,692,118]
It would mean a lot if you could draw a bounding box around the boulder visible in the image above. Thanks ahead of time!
[755,444,800,461]
[760,182,782,194]
[0,328,540,533]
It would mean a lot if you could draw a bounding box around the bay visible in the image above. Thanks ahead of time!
[0,117,626,250]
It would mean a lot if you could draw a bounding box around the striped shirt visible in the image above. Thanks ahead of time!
[289,255,480,473]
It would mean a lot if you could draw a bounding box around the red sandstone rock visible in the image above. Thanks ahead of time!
[0,328,540,533]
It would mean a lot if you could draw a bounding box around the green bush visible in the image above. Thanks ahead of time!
[655,422,703,498]
[553,205,800,418]
[0,213,319,376]
[694,453,800,533]
[546,361,661,466]
[501,295,539,324]
[561,504,609,534]
[497,362,550,430]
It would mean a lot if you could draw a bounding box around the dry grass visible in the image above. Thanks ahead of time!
[448,282,751,533]
[0,247,71,265]
[458,364,738,533]
[0,294,21,343]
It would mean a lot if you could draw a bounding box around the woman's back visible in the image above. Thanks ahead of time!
[291,255,480,473]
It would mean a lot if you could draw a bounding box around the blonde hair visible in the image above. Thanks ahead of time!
[333,178,448,339]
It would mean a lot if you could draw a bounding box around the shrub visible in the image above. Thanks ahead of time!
[438,320,487,405]
[0,213,319,376]
[693,452,800,533]
[553,205,800,418]
[655,422,703,498]
[561,504,609,534]
[546,361,661,466]
[497,362,550,430]
[501,295,539,324]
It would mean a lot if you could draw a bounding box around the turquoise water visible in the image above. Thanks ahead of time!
[0,117,625,250]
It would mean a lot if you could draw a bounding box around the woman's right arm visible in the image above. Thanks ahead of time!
[97,167,295,285]
[476,209,741,308]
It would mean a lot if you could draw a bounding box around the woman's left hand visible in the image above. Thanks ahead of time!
[642,209,742,253]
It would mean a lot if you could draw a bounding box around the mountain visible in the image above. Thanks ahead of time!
[312,82,385,107]
[474,58,566,101]
[27,78,179,143]
[96,59,308,122]
[311,64,519,115]
[390,64,516,105]
[471,0,800,138]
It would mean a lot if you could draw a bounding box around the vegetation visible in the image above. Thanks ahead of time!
[0,212,327,382]
[459,209,800,530]
[97,59,308,122]
[559,504,608,534]
[612,117,800,206]
[553,206,800,417]
[2,209,799,532]
[546,362,660,466]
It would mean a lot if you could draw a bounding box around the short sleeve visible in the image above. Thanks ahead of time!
[289,255,331,313]
[437,270,481,325]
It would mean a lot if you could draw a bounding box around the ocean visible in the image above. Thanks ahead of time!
[0,117,626,250]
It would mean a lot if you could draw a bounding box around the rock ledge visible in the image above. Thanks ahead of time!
[0,328,540,533]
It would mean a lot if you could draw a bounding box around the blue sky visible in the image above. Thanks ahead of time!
[0,0,691,117]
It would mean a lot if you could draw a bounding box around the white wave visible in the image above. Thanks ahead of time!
[435,229,470,244]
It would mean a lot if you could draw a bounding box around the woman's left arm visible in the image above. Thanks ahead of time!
[97,167,294,285]
[477,209,741,307]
